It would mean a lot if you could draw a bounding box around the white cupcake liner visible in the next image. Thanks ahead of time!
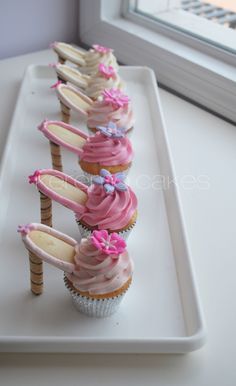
[64,276,127,318]
[75,218,135,241]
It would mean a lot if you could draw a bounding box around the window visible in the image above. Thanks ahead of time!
[79,0,236,122]
[135,0,236,53]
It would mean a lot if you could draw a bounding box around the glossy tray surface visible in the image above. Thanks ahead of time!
[0,65,206,353]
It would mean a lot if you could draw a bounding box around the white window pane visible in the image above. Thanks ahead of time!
[136,0,236,52]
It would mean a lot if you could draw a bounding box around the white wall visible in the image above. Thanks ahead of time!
[0,0,79,59]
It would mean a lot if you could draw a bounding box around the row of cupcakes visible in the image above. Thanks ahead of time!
[18,43,138,318]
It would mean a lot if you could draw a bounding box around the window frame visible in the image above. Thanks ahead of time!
[79,0,236,122]
[131,0,236,55]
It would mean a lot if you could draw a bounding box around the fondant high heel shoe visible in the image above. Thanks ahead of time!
[38,119,133,177]
[53,63,124,100]
[18,223,133,317]
[50,42,118,75]
[18,223,77,295]
[28,168,137,240]
[55,84,134,134]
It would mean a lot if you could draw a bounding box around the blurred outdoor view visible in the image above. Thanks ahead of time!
[136,0,236,51]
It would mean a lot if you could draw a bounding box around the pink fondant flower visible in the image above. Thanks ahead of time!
[92,44,113,54]
[17,224,32,235]
[28,170,41,184]
[98,63,116,79]
[49,41,58,49]
[102,89,130,109]
[50,80,62,89]
[91,230,126,255]
[37,119,48,132]
[48,62,58,68]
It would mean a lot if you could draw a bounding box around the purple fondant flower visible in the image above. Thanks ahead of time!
[17,224,32,235]
[98,63,116,79]
[102,89,130,109]
[28,170,41,184]
[92,169,127,194]
[92,44,113,54]
[97,122,126,138]
[91,229,126,255]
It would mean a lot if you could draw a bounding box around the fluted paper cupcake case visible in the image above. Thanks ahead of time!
[75,217,136,241]
[64,275,129,317]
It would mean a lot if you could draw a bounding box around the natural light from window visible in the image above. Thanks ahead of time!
[135,0,236,53]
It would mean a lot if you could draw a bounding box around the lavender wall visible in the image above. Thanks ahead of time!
[0,0,79,59]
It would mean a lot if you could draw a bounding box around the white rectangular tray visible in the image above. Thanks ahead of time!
[0,65,206,353]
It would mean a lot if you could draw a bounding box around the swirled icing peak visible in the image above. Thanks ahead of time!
[87,89,134,131]
[78,171,137,230]
[86,68,123,99]
[66,231,133,295]
[80,124,133,166]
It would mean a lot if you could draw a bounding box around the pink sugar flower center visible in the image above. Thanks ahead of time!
[100,235,117,250]
[90,230,126,256]
[104,175,120,186]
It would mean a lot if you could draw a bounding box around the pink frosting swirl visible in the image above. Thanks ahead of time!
[80,132,133,166]
[87,98,134,132]
[78,184,137,230]
[66,238,133,295]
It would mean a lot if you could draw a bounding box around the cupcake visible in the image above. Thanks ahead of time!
[29,169,138,240]
[51,42,118,74]
[85,63,124,100]
[53,63,124,100]
[77,169,137,239]
[18,223,133,317]
[56,84,134,134]
[82,44,119,75]
[87,89,134,134]
[64,230,133,317]
[79,122,133,179]
[38,120,133,179]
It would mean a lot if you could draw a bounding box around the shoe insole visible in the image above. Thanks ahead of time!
[57,43,85,60]
[40,174,87,204]
[62,88,91,111]
[47,123,86,149]
[57,65,88,87]
[29,230,75,263]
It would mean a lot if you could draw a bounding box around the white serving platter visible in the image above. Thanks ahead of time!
[0,65,206,353]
